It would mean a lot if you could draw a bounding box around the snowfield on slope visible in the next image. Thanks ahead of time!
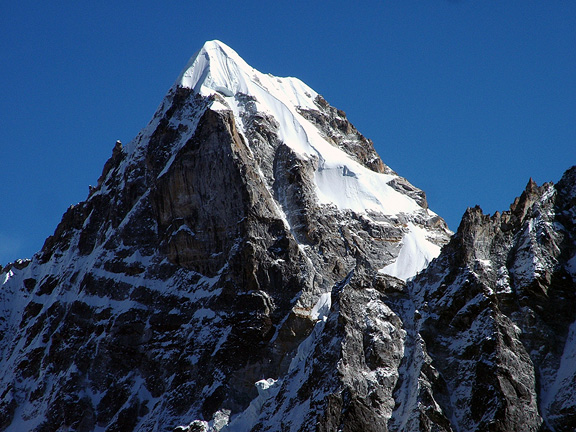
[178,40,426,217]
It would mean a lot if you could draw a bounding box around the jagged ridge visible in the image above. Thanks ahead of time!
[397,167,576,431]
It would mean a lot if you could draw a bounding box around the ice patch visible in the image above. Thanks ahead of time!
[379,223,441,281]
[256,378,277,396]
[2,269,13,285]
[310,292,331,321]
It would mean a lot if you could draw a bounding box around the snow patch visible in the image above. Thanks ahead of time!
[379,223,441,281]
[310,292,331,321]
[2,269,13,285]
[314,164,421,214]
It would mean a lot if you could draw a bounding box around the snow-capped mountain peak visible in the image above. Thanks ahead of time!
[176,40,440,250]
[178,40,317,110]
[0,41,457,432]
[1,40,575,432]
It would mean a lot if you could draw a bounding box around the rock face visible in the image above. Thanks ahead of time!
[0,40,574,432]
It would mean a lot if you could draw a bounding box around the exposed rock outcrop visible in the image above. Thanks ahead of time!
[402,167,576,431]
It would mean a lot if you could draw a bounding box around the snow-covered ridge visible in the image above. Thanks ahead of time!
[178,41,431,215]
[178,40,318,110]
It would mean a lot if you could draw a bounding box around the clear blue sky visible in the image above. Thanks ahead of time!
[1,1,575,264]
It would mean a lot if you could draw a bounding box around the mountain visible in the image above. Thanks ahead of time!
[0,41,449,431]
[0,40,574,432]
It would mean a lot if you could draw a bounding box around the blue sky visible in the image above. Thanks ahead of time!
[1,1,575,264]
